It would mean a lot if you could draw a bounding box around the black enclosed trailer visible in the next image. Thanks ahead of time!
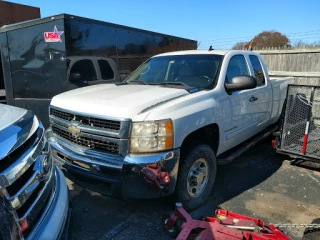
[0,14,197,126]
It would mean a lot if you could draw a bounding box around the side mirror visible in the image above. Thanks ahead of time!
[225,76,257,92]
[69,72,82,81]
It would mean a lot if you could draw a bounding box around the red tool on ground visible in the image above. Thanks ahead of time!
[163,203,291,240]
[140,163,170,194]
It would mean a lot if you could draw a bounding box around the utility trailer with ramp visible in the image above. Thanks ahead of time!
[273,84,320,163]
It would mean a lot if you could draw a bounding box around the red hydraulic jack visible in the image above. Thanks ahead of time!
[140,163,170,194]
[163,203,291,240]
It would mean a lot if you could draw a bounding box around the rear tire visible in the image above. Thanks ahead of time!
[176,143,217,211]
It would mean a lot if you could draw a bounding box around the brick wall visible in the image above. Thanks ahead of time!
[0,1,40,27]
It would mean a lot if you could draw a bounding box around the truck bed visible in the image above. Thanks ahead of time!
[269,76,295,82]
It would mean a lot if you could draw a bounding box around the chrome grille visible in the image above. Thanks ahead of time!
[49,106,131,156]
[51,108,73,121]
[0,122,38,173]
[6,162,36,197]
[0,124,54,239]
[50,108,121,131]
[20,173,55,237]
[52,126,119,153]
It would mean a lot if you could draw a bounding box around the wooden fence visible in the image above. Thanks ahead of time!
[255,48,320,85]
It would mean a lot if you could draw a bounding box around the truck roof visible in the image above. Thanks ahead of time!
[154,50,257,57]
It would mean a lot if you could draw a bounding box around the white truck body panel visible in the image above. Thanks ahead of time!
[50,50,294,156]
[50,84,189,121]
[47,49,294,204]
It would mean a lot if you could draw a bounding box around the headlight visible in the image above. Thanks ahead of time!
[130,119,173,153]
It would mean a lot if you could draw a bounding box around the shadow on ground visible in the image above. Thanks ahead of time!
[68,136,320,240]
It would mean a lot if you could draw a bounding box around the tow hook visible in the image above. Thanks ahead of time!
[140,163,170,194]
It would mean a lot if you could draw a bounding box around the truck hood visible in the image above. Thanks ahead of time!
[0,104,27,131]
[50,84,190,119]
[0,104,38,160]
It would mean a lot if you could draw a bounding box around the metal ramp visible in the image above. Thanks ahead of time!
[279,84,320,161]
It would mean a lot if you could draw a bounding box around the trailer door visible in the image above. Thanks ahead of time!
[6,20,67,127]
[0,55,6,103]
[0,56,4,89]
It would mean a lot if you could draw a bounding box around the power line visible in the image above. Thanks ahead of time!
[287,29,320,35]
[198,34,320,48]
[199,38,252,46]
[197,29,320,44]
[199,36,254,43]
[287,32,320,37]
[290,36,320,40]
[198,36,320,50]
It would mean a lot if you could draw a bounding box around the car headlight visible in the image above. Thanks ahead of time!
[130,119,173,153]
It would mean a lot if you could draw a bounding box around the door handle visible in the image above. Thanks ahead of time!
[249,96,258,102]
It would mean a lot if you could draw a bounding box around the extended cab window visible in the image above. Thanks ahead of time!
[70,59,97,82]
[225,55,249,83]
[98,60,114,80]
[249,55,265,86]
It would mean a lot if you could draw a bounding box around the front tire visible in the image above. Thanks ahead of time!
[176,144,217,211]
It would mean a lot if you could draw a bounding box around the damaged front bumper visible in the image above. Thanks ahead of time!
[47,130,180,199]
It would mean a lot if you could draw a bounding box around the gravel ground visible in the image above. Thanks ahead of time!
[66,136,320,240]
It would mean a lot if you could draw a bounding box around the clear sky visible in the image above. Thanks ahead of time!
[6,0,320,49]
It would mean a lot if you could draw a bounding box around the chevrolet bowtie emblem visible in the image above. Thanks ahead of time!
[68,125,81,136]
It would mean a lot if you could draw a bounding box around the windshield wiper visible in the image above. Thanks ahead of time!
[150,82,190,87]
[127,80,148,85]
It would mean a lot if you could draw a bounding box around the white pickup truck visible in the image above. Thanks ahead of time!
[47,50,294,210]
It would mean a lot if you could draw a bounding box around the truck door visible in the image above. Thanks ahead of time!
[247,55,272,132]
[223,55,259,147]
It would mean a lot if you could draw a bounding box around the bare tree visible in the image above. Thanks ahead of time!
[292,40,320,48]
[232,42,247,50]
[245,30,289,49]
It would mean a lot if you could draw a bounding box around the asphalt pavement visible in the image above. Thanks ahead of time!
[67,136,320,240]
